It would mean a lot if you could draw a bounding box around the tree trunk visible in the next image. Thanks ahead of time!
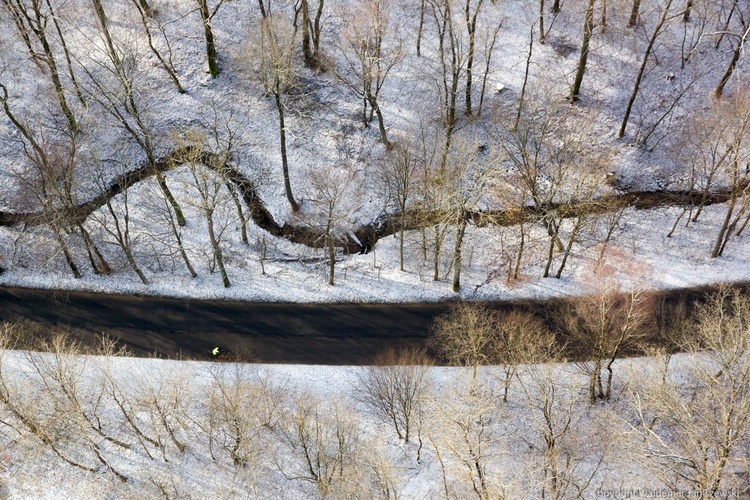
[555,217,584,278]
[682,0,693,22]
[367,94,391,148]
[399,224,405,271]
[275,92,300,212]
[301,0,314,67]
[206,210,230,287]
[155,172,186,226]
[452,216,467,292]
[478,23,500,116]
[226,182,248,244]
[53,225,82,278]
[714,20,750,98]
[464,0,483,116]
[138,0,152,15]
[92,0,121,70]
[312,0,324,67]
[327,236,335,285]
[503,368,512,403]
[326,212,335,285]
[516,25,534,129]
[78,223,112,275]
[711,193,736,258]
[130,0,185,93]
[35,15,78,132]
[569,0,596,102]
[589,361,599,404]
[619,0,674,138]
[715,0,739,49]
[198,0,220,77]
[417,0,425,56]
[2,0,38,66]
[433,229,442,281]
[628,0,640,28]
[513,223,525,280]
[46,0,86,106]
[539,0,545,44]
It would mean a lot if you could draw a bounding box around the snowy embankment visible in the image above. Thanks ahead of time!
[0,348,746,499]
[1,0,749,303]
[3,201,750,303]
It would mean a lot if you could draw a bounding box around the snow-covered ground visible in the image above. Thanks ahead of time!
[2,201,750,303]
[1,349,744,499]
[1,0,749,303]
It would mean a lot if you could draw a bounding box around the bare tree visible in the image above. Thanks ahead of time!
[416,124,452,282]
[476,19,501,116]
[1,0,80,131]
[175,132,233,288]
[564,265,652,403]
[353,347,432,443]
[197,0,228,77]
[305,166,358,285]
[380,140,419,271]
[428,0,466,169]
[440,136,490,292]
[141,177,198,278]
[569,0,597,102]
[278,395,360,497]
[517,363,602,499]
[201,364,279,468]
[90,161,149,285]
[81,34,186,227]
[669,91,750,256]
[628,287,750,494]
[131,363,193,459]
[705,93,750,258]
[628,0,641,27]
[714,3,750,98]
[256,8,300,211]
[430,302,497,386]
[428,381,507,499]
[618,0,676,138]
[493,310,558,403]
[500,102,604,278]
[462,0,486,115]
[1,83,110,277]
[336,0,403,148]
[21,332,128,480]
[297,0,326,69]
[128,0,185,92]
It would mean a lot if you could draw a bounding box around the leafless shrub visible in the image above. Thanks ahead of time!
[353,347,432,444]
[627,287,750,493]
[427,380,510,500]
[564,264,653,404]
[277,393,361,497]
[518,363,603,499]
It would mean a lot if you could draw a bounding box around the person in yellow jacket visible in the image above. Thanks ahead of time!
[212,346,222,358]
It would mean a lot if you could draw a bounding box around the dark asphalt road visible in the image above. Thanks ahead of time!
[2,282,748,364]
[0,287,449,363]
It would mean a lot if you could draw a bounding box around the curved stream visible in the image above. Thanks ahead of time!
[0,147,741,254]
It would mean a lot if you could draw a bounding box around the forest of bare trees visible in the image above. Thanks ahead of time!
[0,0,749,496]
[0,0,750,293]
[0,0,747,295]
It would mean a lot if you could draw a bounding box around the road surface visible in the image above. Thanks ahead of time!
[0,286,449,363]
[1,283,746,364]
